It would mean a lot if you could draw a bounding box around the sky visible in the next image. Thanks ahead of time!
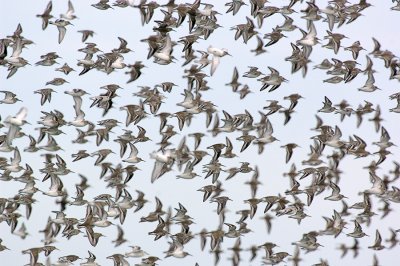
[1,0,400,265]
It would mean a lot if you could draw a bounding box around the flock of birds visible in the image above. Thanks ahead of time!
[1,0,400,265]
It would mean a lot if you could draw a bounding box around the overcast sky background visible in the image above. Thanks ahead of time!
[1,0,400,265]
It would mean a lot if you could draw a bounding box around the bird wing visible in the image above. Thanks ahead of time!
[12,147,21,164]
[67,0,75,16]
[57,26,67,44]
[6,124,19,145]
[73,96,83,118]
[151,161,165,183]
[210,55,220,76]
[128,142,138,157]
[44,1,53,15]
[11,38,23,58]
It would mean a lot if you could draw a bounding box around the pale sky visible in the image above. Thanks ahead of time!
[1,0,400,265]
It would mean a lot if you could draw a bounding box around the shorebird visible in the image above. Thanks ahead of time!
[49,19,73,44]
[0,90,21,104]
[153,34,173,64]
[2,107,28,149]
[123,143,144,163]
[251,35,267,55]
[347,220,368,238]
[92,0,113,10]
[61,0,77,20]
[34,88,55,105]
[281,143,300,163]
[243,66,263,78]
[91,149,115,165]
[319,96,336,113]
[207,45,231,76]
[37,1,53,30]
[46,77,68,86]
[368,230,385,250]
[226,67,241,92]
[56,63,75,75]
[324,181,347,201]
[125,245,149,258]
[65,88,89,127]
[257,67,287,92]
[78,30,95,42]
